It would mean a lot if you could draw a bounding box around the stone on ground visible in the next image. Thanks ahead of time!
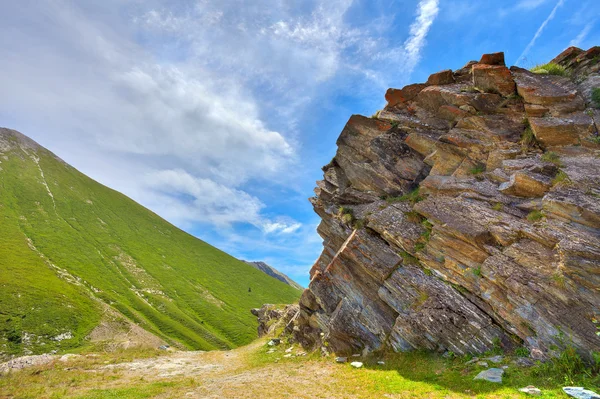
[519,386,542,396]
[350,362,363,368]
[563,387,600,399]
[474,368,504,383]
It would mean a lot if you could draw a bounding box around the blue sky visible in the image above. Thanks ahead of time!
[1,0,598,287]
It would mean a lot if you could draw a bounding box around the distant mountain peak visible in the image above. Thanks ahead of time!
[242,260,303,290]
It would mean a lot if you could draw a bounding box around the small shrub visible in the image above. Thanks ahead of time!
[515,346,530,357]
[414,242,426,252]
[541,151,562,166]
[533,345,587,385]
[527,210,544,222]
[342,213,354,224]
[352,219,365,230]
[472,266,482,277]
[422,268,433,276]
[469,164,485,175]
[531,62,568,76]
[552,170,571,186]
[592,88,600,109]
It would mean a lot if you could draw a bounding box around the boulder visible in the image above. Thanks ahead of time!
[498,171,552,197]
[479,52,506,66]
[427,69,455,86]
[529,113,594,146]
[472,64,516,96]
[474,368,504,383]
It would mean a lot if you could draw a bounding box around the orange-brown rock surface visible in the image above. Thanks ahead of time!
[296,47,600,360]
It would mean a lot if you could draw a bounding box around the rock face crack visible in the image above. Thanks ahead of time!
[295,47,600,359]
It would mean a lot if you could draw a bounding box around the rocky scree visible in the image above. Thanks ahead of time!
[294,48,600,360]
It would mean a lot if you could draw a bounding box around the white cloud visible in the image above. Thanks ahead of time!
[569,22,594,47]
[515,0,565,65]
[143,169,302,234]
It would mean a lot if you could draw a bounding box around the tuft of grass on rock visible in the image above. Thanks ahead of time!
[552,170,571,186]
[386,188,424,205]
[592,88,600,109]
[468,164,485,175]
[541,151,562,166]
[531,62,568,76]
[527,210,544,222]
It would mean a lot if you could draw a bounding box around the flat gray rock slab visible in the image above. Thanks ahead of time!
[563,387,600,399]
[474,368,504,383]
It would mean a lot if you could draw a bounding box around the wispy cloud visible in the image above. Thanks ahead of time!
[515,0,565,65]
[569,22,595,47]
[403,0,440,74]
[515,0,550,10]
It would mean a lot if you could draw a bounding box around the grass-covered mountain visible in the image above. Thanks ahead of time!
[0,128,302,359]
[242,261,303,290]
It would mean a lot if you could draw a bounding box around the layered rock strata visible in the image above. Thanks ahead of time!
[297,48,600,359]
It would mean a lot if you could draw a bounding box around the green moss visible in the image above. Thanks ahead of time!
[492,202,503,211]
[531,62,568,76]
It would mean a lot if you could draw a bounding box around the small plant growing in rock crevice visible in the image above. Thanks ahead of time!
[338,206,355,225]
[552,170,571,186]
[521,126,537,148]
[468,164,485,175]
[531,62,568,76]
[492,202,503,211]
[541,151,562,166]
[592,87,600,109]
[527,210,544,222]
[386,187,424,204]
[472,266,482,277]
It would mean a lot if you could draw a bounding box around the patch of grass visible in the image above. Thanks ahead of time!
[592,87,600,108]
[587,135,600,145]
[404,210,424,224]
[527,210,544,222]
[552,170,571,186]
[541,151,562,166]
[414,242,426,252]
[531,62,568,76]
[515,346,530,357]
[386,188,424,205]
[468,164,485,175]
[521,126,537,147]
[399,250,419,265]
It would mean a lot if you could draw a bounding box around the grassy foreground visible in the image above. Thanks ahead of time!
[0,129,301,358]
[1,338,598,399]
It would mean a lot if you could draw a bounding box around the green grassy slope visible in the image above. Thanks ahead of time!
[0,129,302,359]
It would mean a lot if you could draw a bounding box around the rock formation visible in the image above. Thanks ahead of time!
[296,47,600,359]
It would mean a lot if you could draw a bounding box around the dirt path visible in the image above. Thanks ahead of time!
[97,341,364,398]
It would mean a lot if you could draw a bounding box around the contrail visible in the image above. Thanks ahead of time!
[515,0,565,65]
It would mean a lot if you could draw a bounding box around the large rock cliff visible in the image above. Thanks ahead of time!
[297,47,600,359]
